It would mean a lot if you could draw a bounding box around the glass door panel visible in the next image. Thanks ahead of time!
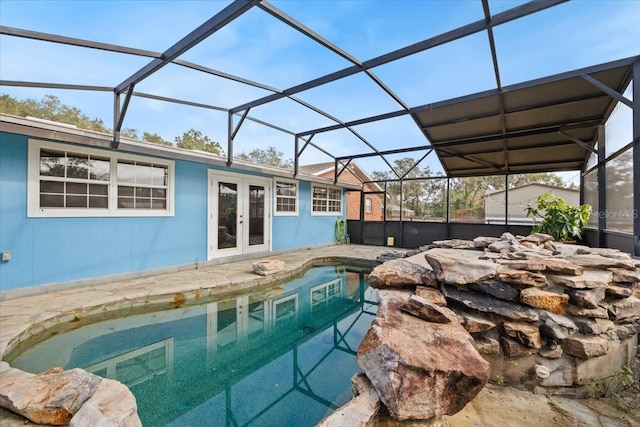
[208,172,270,259]
[248,185,265,247]
[218,182,238,250]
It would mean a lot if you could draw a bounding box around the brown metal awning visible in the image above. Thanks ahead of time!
[412,58,635,177]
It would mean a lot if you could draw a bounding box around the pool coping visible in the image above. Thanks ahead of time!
[0,244,397,369]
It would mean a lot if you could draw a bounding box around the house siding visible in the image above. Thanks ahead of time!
[484,185,580,223]
[0,131,343,292]
[272,180,347,251]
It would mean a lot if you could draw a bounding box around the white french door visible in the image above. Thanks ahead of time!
[208,171,271,259]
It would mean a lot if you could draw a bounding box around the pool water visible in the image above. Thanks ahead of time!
[12,266,377,427]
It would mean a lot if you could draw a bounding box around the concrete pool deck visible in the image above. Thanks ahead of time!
[1,243,638,427]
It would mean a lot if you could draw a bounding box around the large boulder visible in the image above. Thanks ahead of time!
[252,259,285,276]
[69,378,141,427]
[368,259,437,289]
[0,368,101,425]
[424,248,499,285]
[521,233,554,244]
[357,290,489,421]
[0,368,141,427]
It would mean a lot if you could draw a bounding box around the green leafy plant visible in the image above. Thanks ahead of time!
[525,193,591,241]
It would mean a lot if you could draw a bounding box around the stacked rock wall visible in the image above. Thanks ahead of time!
[329,233,640,425]
[373,233,639,396]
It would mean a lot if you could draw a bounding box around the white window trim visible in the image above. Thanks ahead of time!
[310,278,343,312]
[273,178,298,216]
[271,294,298,328]
[28,139,175,218]
[310,183,343,216]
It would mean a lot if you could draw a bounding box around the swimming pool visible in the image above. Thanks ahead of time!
[11,266,377,426]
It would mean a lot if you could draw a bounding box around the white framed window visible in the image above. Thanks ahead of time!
[274,178,298,216]
[272,294,298,328]
[365,197,372,213]
[116,160,169,210]
[310,278,343,312]
[311,184,342,215]
[28,139,174,217]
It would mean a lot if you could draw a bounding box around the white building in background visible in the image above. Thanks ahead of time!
[484,183,580,225]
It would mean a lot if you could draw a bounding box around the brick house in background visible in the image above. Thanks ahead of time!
[299,162,384,221]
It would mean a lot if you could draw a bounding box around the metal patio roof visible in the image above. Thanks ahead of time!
[1,0,638,181]
[413,57,636,177]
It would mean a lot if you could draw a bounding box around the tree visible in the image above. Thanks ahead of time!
[371,157,444,218]
[142,132,172,146]
[175,129,224,155]
[508,173,564,188]
[449,177,496,211]
[121,128,139,139]
[0,94,212,151]
[235,146,292,168]
[372,158,575,219]
[0,94,109,133]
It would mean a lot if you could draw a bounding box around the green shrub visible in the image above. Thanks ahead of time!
[525,193,591,241]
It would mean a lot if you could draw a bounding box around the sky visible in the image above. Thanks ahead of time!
[1,0,638,181]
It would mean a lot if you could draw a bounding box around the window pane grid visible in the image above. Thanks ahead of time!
[39,179,109,209]
[118,186,167,210]
[312,185,342,214]
[275,180,297,214]
[40,149,110,182]
[117,161,168,210]
[38,148,111,210]
[277,199,296,212]
[34,142,172,215]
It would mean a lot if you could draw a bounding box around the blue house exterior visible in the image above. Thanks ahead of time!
[0,115,354,295]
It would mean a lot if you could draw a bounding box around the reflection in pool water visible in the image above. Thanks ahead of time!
[12,266,377,427]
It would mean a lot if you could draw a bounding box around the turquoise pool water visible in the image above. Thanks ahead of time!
[12,266,377,426]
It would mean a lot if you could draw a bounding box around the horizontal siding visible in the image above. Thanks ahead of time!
[0,132,343,291]
[272,181,346,251]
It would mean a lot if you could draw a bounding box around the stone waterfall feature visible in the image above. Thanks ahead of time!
[319,233,639,426]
